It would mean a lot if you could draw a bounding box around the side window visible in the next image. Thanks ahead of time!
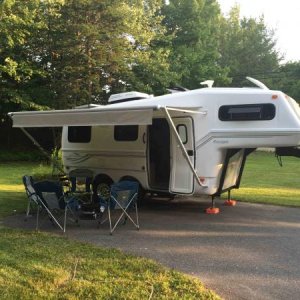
[68,126,91,143]
[114,125,138,141]
[219,104,276,121]
[176,124,188,144]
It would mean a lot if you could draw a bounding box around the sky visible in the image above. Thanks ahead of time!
[218,0,300,62]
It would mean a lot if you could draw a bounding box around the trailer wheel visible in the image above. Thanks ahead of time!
[93,176,113,202]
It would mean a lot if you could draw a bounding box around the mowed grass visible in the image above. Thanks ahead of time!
[232,151,300,206]
[0,228,219,299]
[0,162,219,300]
[0,162,51,217]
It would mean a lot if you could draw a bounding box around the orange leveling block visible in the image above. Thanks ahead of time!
[206,197,220,214]
[224,190,237,206]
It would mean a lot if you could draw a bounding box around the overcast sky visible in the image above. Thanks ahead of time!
[218,0,300,62]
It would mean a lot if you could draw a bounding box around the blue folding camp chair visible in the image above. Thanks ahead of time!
[107,180,140,234]
[24,175,41,220]
[23,175,80,232]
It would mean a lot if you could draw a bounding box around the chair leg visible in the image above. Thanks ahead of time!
[25,199,31,220]
[135,203,139,230]
[36,205,40,231]
[122,203,139,229]
[110,205,139,234]
[63,207,67,233]
[108,206,113,235]
[66,204,79,223]
[107,193,140,233]
[110,211,126,234]
[39,201,64,232]
[97,210,108,228]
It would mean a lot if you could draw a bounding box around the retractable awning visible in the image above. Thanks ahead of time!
[8,106,158,127]
[8,105,204,128]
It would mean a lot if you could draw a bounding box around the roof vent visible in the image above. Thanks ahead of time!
[108,91,152,104]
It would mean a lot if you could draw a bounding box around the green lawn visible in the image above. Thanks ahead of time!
[0,161,219,300]
[0,162,51,217]
[232,151,300,206]
[0,228,219,299]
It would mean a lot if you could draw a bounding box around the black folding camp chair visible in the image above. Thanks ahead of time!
[107,180,140,234]
[68,169,97,218]
[23,175,80,232]
[69,169,93,194]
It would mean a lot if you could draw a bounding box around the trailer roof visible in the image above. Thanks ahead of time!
[8,87,276,128]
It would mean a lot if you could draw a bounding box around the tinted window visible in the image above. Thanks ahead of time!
[68,126,91,143]
[114,125,138,141]
[219,104,275,121]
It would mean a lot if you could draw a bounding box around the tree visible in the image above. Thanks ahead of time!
[161,0,230,89]
[0,0,64,150]
[0,0,174,114]
[0,0,64,115]
[219,5,281,86]
[264,62,300,101]
[41,0,175,108]
[117,0,177,95]
[98,0,176,96]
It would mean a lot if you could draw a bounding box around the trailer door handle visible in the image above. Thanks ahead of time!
[143,132,146,144]
[187,150,194,156]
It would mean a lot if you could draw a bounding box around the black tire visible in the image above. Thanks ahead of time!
[92,176,113,203]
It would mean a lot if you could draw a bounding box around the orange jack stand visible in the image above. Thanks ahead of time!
[206,197,220,214]
[224,191,237,206]
[224,199,236,206]
[206,207,220,214]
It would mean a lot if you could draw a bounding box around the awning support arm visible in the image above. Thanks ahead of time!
[161,107,207,188]
[164,107,207,115]
[20,128,64,174]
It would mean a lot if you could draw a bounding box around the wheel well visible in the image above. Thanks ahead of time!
[119,176,140,184]
[119,176,144,191]
[93,174,113,185]
[92,174,113,192]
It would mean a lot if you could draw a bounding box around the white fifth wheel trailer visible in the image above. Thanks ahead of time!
[8,78,300,203]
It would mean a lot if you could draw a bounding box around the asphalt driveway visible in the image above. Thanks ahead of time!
[4,197,300,300]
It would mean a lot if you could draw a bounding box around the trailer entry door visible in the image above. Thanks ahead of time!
[170,117,195,194]
[148,118,171,190]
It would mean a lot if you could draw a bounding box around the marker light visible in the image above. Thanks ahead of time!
[199,177,206,183]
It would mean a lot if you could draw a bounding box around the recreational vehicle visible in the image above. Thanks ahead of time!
[9,78,300,204]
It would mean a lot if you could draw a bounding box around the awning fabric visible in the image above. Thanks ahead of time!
[8,107,154,127]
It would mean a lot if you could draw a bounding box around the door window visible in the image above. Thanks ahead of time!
[176,124,188,144]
